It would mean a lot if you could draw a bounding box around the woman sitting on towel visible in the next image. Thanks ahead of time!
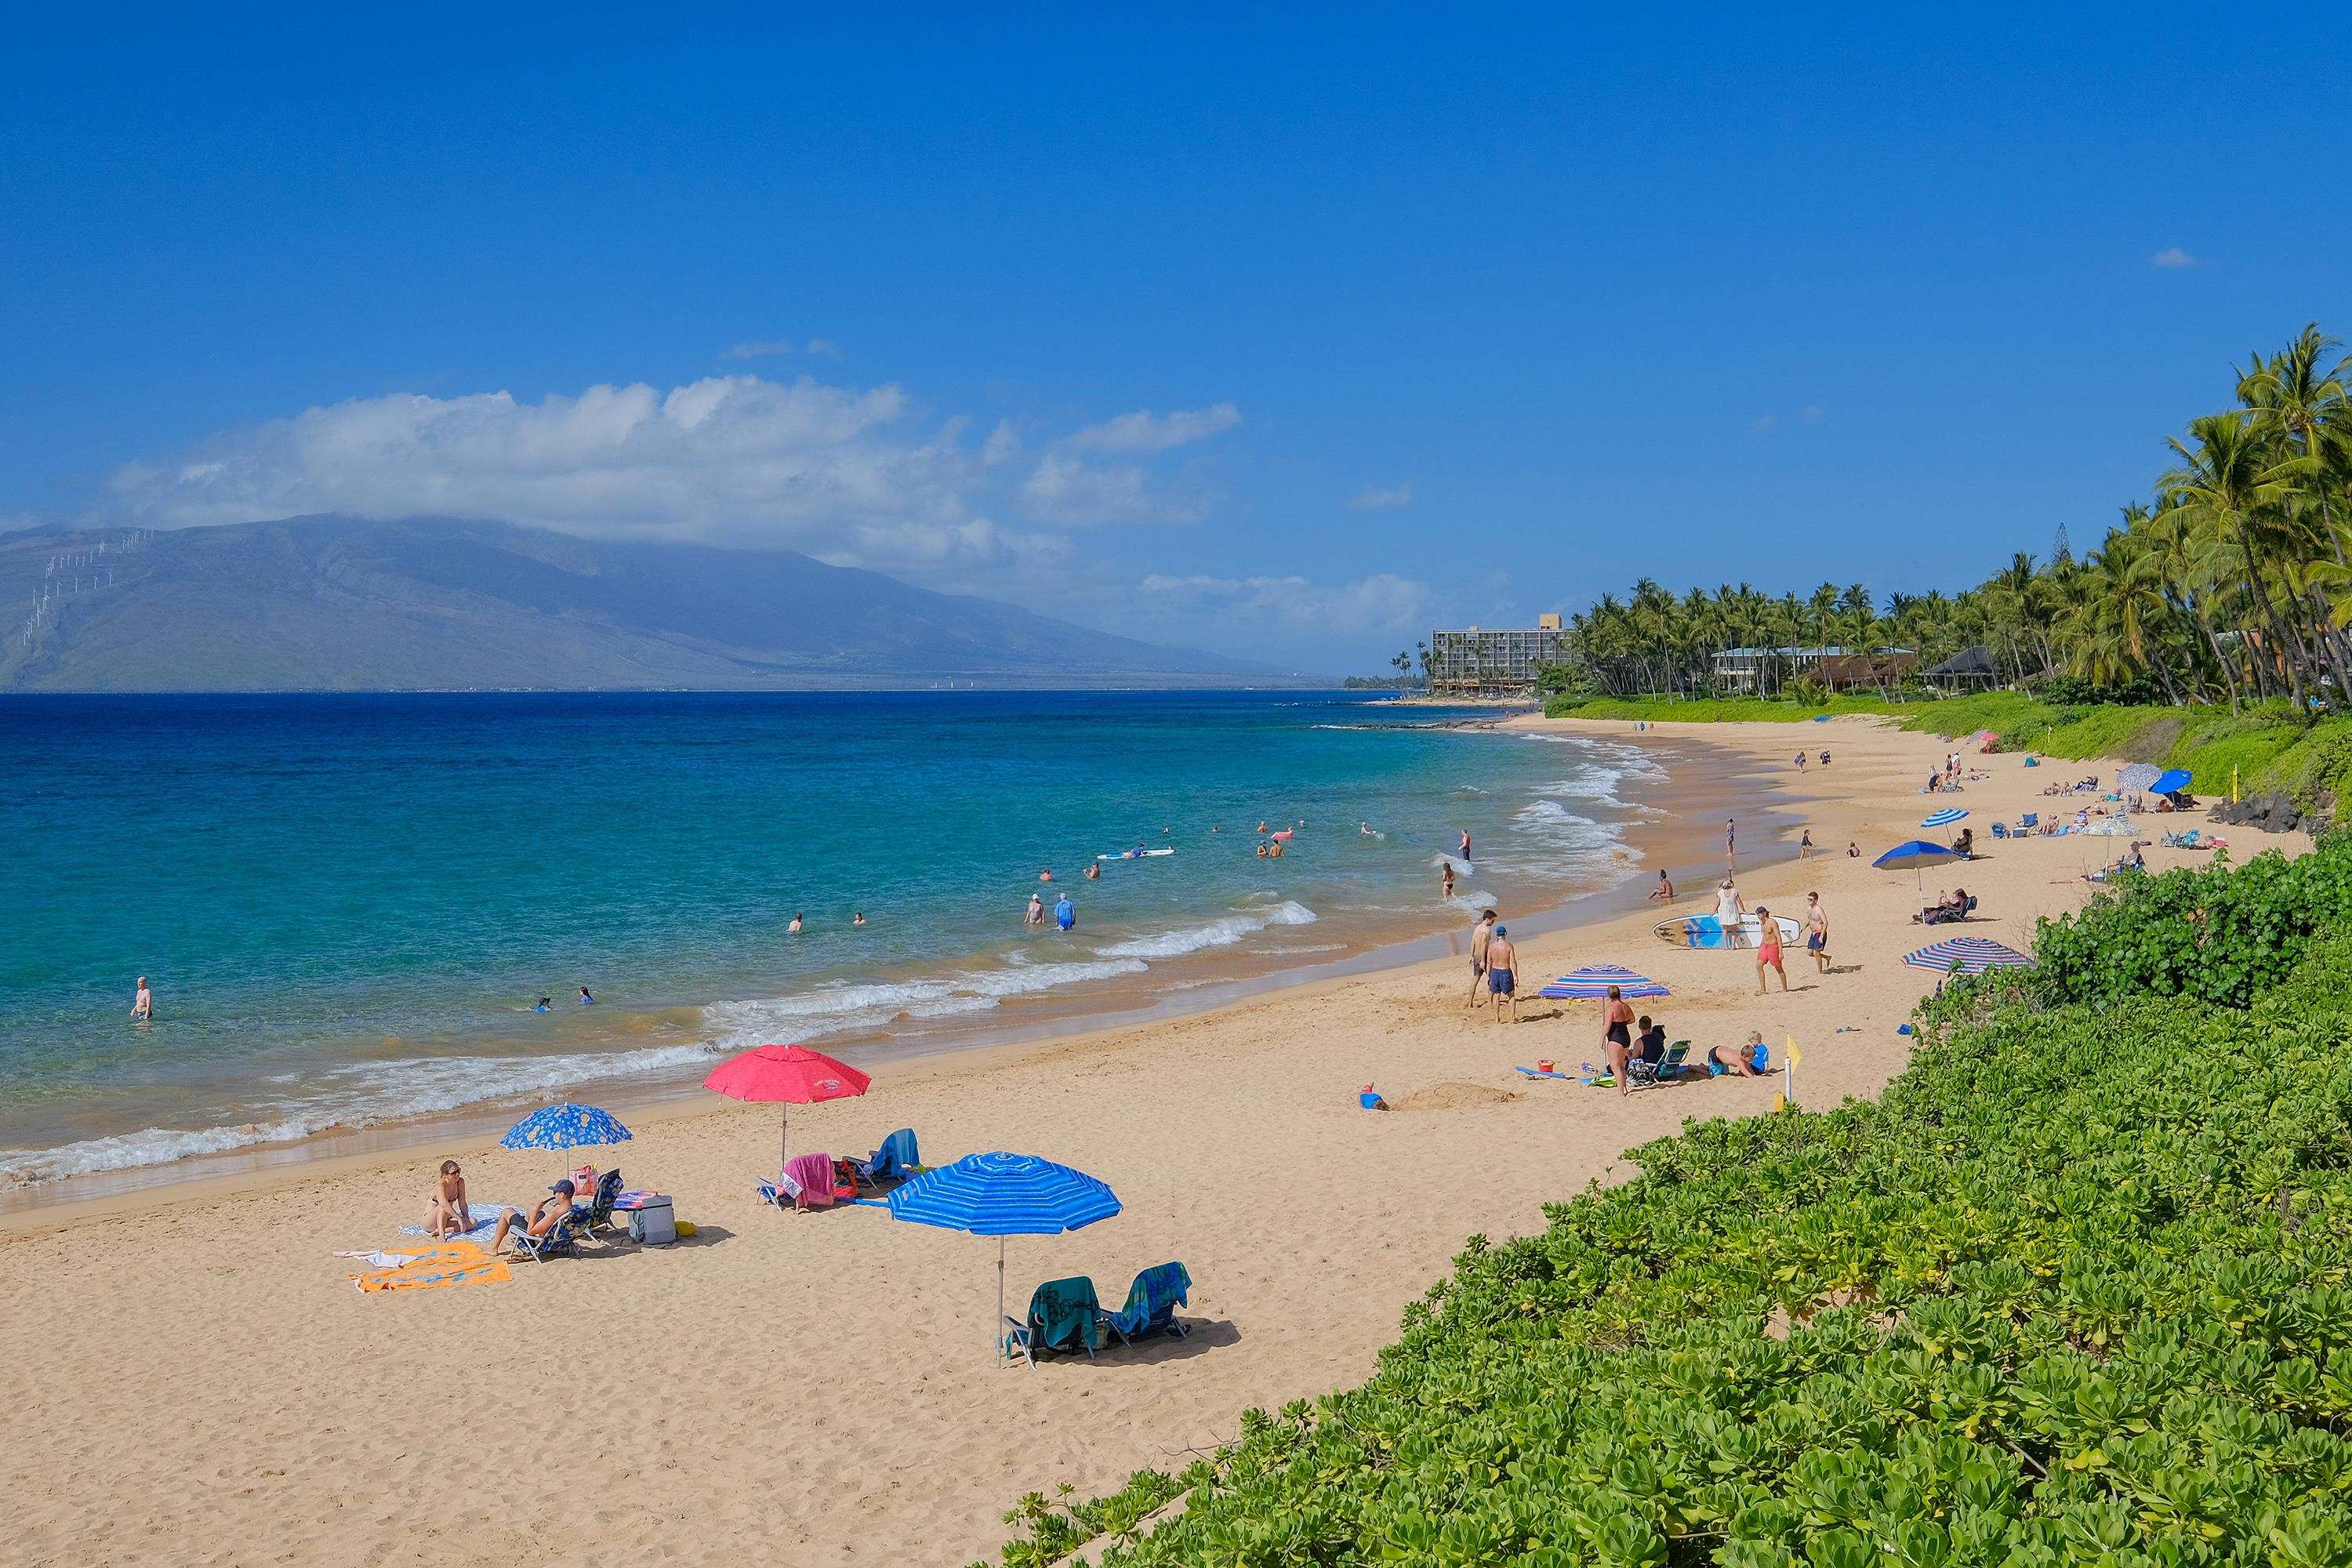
[422,1160,473,1239]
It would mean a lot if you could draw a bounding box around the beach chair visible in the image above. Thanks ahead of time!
[1626,1040,1690,1091]
[579,1169,626,1240]
[511,1207,590,1262]
[848,1127,920,1191]
[2020,813,2038,831]
[1991,822,2009,840]
[1102,1262,1192,1347]
[1002,1276,1106,1366]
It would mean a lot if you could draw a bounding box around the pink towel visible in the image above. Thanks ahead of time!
[782,1151,835,1210]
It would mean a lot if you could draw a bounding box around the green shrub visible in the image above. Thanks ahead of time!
[991,844,2352,1567]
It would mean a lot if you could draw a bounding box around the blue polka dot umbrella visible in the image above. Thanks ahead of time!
[885,1151,1121,1364]
[1538,963,1668,1000]
[499,1103,633,1150]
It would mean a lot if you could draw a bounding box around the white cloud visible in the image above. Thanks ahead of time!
[1751,413,1779,434]
[1136,571,1430,636]
[1348,482,1413,511]
[1798,405,1824,425]
[1019,453,1207,524]
[720,337,843,360]
[1066,403,1240,453]
[2151,247,2199,269]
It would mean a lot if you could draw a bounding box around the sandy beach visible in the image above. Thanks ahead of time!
[1,716,2292,1567]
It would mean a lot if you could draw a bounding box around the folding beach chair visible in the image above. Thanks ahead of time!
[1991,822,2009,840]
[1626,1040,1690,1091]
[1003,1276,1105,1366]
[848,1127,920,1191]
[579,1169,626,1240]
[511,1207,590,1262]
[1102,1262,1192,1346]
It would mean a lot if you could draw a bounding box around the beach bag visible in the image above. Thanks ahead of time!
[571,1163,598,1195]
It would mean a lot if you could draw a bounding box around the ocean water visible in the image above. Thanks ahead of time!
[0,691,1664,1186]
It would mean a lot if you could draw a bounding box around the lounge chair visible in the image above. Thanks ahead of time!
[1102,1262,1192,1346]
[1003,1276,1105,1366]
[1626,1040,1690,1091]
[512,1207,590,1262]
[1991,822,2009,840]
[848,1127,921,1191]
[579,1169,626,1240]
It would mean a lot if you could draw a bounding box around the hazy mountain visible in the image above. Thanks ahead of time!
[0,516,1305,691]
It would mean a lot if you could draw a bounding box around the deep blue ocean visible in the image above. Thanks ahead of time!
[0,691,1664,1185]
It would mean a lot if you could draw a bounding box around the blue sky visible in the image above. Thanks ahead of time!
[5,8,2349,669]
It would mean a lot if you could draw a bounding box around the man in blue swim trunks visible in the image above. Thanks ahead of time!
[1485,925,1519,1022]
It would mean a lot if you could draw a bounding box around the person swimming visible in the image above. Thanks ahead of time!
[853,911,867,927]
[787,913,804,935]
[1084,861,1100,880]
[535,996,553,1012]
[1039,868,1054,882]
[578,986,594,1005]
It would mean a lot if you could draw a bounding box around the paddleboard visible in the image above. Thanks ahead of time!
[1094,848,1176,860]
[1653,913,1803,951]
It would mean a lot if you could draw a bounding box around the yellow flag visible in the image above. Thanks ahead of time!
[1785,1034,1803,1068]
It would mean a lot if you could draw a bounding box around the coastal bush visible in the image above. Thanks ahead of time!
[985,849,2352,1567]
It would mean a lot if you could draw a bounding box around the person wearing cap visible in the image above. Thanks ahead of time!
[489,1179,579,1252]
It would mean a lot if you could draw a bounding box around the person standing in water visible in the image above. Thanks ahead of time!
[853,911,867,927]
[1054,894,1076,931]
[1440,860,1457,900]
[578,986,595,1005]
[787,913,804,935]
[130,975,153,1022]
[1025,892,1045,926]
[1084,861,1100,880]
[1458,829,1472,864]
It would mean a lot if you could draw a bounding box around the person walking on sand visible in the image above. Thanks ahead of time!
[1465,909,1497,1005]
[1648,870,1674,902]
[1602,984,1636,1096]
[1804,891,1831,973]
[1800,829,1814,859]
[1725,818,1737,865]
[1714,877,1744,926]
[1794,751,1806,772]
[1484,924,1519,1022]
[1755,906,1790,994]
[130,975,153,1022]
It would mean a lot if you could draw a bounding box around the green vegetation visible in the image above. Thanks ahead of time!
[982,837,2352,1566]
[1557,325,2352,713]
[1541,691,2352,808]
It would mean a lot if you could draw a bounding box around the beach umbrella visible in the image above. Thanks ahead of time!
[1921,808,1969,829]
[2150,768,2193,797]
[2117,763,2161,793]
[702,1044,871,1171]
[1904,935,2033,975]
[1875,839,1963,900]
[499,1102,633,1150]
[884,1150,1122,1363]
[1539,962,1668,1000]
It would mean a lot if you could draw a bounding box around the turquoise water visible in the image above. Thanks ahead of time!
[0,691,1663,1184]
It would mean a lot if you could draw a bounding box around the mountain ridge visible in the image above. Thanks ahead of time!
[1,516,1310,691]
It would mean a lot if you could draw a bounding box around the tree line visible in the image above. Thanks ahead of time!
[1549,325,2352,713]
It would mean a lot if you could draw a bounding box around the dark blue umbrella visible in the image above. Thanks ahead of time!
[2150,768,2192,797]
[886,1152,1122,1363]
[1875,839,1964,902]
[499,1103,633,1150]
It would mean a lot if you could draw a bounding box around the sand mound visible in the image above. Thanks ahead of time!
[1389,1081,1523,1112]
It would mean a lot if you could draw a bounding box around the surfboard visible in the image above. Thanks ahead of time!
[1653,913,1803,951]
[1094,848,1176,860]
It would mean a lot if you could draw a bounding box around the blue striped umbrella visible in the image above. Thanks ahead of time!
[1904,936,2032,975]
[499,1103,633,1150]
[886,1151,1122,1363]
[1539,963,1668,1000]
[1920,808,1969,828]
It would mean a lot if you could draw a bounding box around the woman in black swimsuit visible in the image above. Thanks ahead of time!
[1602,984,1635,1097]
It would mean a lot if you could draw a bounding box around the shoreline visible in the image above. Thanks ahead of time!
[2,725,1798,1223]
[3,713,2303,1566]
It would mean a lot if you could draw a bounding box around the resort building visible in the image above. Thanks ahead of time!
[1427,615,1567,697]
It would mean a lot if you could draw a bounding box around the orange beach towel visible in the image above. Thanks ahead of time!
[352,1240,510,1294]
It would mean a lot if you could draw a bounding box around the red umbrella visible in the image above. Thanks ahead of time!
[702,1044,871,1171]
